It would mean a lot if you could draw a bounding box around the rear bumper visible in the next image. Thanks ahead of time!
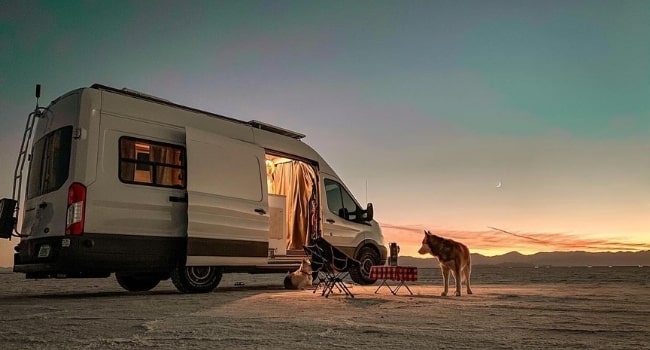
[13,233,184,278]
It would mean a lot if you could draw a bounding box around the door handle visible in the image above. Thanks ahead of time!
[326,219,335,224]
[254,208,266,215]
[169,195,187,203]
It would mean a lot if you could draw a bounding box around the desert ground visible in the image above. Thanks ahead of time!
[0,266,648,349]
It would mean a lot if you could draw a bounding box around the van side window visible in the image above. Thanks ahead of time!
[26,126,73,199]
[119,137,185,188]
[324,178,360,221]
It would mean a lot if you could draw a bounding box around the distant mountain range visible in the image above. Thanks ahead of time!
[398,250,650,268]
[1,251,648,272]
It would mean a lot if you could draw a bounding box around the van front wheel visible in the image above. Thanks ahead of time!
[171,266,223,293]
[349,247,380,285]
[115,273,161,292]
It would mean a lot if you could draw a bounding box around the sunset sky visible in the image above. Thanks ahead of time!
[1,0,648,267]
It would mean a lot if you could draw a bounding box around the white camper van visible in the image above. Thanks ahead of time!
[0,84,387,293]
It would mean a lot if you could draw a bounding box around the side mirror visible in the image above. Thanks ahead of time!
[0,198,18,239]
[365,203,374,221]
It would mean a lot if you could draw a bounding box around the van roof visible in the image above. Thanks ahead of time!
[90,84,306,140]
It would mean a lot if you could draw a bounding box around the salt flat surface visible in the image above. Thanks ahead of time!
[0,267,648,349]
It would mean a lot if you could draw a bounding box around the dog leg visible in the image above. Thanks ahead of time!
[464,265,473,295]
[454,261,462,296]
[440,265,450,296]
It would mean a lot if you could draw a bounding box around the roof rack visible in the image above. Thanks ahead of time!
[249,120,305,140]
[121,87,171,103]
[89,84,305,139]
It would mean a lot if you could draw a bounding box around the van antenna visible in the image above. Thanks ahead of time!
[365,179,368,204]
[35,84,41,109]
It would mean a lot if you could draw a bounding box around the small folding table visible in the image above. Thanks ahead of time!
[370,265,418,295]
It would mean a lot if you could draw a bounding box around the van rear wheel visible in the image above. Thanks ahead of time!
[350,247,380,285]
[115,273,161,292]
[171,266,223,293]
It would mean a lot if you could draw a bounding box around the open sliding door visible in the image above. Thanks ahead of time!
[185,127,269,266]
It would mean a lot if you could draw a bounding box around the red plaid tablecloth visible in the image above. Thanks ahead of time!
[370,266,418,281]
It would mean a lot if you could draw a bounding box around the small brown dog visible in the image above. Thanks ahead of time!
[283,258,313,290]
[418,230,473,296]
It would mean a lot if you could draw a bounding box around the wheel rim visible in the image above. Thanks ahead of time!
[361,258,374,278]
[186,266,215,285]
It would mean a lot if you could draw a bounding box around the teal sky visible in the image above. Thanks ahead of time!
[1,0,649,264]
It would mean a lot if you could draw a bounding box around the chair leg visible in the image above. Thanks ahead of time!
[321,273,338,297]
[326,273,346,296]
[323,277,337,298]
[313,272,327,294]
[335,279,354,298]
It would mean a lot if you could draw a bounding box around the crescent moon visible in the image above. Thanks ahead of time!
[496,181,502,188]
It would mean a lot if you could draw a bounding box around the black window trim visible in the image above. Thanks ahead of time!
[324,178,362,222]
[118,136,186,189]
[26,126,73,200]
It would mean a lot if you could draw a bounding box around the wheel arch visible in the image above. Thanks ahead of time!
[354,239,387,265]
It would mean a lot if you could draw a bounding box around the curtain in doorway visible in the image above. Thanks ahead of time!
[272,161,318,250]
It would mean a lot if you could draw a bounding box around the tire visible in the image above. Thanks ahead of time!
[115,273,161,292]
[171,266,223,293]
[349,247,380,285]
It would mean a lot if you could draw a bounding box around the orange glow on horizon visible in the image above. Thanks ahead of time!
[381,223,650,258]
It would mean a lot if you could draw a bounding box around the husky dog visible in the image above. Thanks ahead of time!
[283,258,313,290]
[418,230,473,296]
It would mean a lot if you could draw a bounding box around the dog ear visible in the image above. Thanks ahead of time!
[424,230,431,237]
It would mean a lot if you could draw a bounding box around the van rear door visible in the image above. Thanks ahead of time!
[21,91,81,240]
[22,126,74,238]
[185,127,269,266]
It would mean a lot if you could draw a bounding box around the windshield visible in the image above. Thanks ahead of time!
[26,126,73,199]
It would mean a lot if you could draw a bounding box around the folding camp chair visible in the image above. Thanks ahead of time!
[304,237,360,298]
[303,244,329,294]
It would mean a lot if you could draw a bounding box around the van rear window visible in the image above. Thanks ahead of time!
[119,137,186,188]
[26,126,73,199]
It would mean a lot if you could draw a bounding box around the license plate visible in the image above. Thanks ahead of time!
[37,245,51,258]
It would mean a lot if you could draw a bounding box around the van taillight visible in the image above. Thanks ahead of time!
[66,182,86,235]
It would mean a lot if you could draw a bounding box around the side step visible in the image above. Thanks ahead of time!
[266,256,304,265]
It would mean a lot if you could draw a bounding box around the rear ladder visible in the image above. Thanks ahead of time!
[0,84,46,239]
